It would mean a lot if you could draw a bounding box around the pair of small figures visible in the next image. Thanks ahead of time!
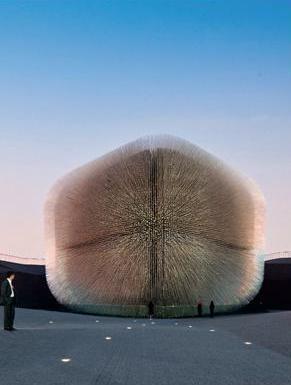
[197,300,215,317]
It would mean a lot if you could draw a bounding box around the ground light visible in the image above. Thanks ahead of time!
[61,358,71,363]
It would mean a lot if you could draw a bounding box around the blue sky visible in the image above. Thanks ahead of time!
[0,1,290,257]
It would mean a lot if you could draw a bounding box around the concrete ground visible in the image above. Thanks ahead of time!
[0,308,291,385]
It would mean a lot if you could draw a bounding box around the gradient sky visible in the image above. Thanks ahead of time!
[0,0,290,257]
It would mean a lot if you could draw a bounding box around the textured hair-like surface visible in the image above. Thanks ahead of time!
[44,135,265,317]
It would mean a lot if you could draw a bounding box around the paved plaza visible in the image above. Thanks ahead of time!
[1,308,291,385]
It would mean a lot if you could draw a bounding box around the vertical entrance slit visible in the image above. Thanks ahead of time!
[149,149,158,302]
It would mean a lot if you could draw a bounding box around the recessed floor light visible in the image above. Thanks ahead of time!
[126,326,132,330]
[244,341,252,345]
[105,336,112,340]
[174,322,178,326]
[142,323,146,327]
[49,321,54,324]
[188,325,192,328]
[151,321,155,325]
[95,320,100,323]
[209,329,215,332]
[61,358,71,363]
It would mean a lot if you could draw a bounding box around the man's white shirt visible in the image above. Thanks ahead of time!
[7,278,14,297]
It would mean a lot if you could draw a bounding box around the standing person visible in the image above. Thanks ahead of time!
[148,300,154,320]
[197,300,203,317]
[209,300,215,318]
[1,272,16,331]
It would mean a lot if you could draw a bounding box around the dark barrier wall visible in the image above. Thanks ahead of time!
[0,261,64,311]
[254,259,291,309]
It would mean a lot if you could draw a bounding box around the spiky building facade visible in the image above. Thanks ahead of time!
[44,136,265,317]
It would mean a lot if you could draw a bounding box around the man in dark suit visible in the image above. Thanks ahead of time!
[1,271,16,331]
